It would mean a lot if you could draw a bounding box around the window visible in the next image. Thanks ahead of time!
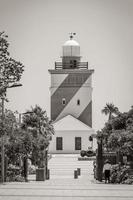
[70,60,77,68]
[77,99,80,105]
[75,137,81,150]
[73,60,77,68]
[62,98,66,105]
[56,137,63,150]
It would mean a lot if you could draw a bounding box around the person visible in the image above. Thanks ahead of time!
[103,160,111,183]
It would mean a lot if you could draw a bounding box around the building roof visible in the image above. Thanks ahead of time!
[53,115,93,131]
[63,39,79,46]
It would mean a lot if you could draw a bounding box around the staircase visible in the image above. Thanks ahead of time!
[48,154,94,179]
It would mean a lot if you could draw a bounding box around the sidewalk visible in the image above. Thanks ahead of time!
[0,178,133,200]
[0,154,133,200]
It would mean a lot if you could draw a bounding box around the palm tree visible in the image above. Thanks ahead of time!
[102,103,119,121]
[21,105,54,167]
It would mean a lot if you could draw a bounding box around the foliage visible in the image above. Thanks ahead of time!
[6,128,34,165]
[80,150,96,157]
[0,31,24,96]
[0,108,17,137]
[0,31,24,166]
[111,113,127,130]
[101,103,119,121]
[6,164,25,182]
[110,164,129,184]
[110,164,133,184]
[124,177,133,184]
[21,105,54,166]
[0,104,54,169]
[28,165,36,175]
[0,108,33,165]
[99,105,133,156]
[107,130,133,155]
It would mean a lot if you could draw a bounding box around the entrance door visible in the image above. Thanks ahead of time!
[75,137,81,150]
[56,137,63,150]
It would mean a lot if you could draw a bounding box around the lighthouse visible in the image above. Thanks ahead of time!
[49,34,95,154]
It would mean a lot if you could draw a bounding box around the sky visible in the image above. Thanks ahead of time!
[0,0,133,131]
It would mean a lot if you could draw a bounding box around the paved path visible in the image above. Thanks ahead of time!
[48,154,93,179]
[0,154,133,200]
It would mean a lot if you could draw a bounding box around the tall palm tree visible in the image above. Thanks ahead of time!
[101,103,119,121]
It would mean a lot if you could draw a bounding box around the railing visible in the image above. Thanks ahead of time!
[55,62,88,69]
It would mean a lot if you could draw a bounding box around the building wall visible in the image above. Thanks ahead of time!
[49,130,96,154]
[49,70,94,127]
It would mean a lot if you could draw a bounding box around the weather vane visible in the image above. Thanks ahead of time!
[69,32,76,40]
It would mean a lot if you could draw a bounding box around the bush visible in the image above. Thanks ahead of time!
[110,164,132,184]
[80,150,86,157]
[6,164,24,182]
[124,177,133,184]
[28,165,36,174]
[80,150,96,157]
[6,175,25,182]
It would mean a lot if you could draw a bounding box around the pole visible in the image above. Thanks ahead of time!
[1,97,5,183]
[97,137,103,182]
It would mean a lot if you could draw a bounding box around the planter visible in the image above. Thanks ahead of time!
[36,168,46,181]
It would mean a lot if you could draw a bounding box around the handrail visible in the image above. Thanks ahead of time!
[55,62,88,69]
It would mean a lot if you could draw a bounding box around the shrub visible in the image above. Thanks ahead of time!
[28,165,36,174]
[124,177,133,184]
[6,164,24,182]
[110,164,132,184]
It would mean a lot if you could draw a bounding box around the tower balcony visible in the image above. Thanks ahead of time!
[55,62,88,70]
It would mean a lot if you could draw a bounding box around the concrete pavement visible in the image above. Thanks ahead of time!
[0,154,133,200]
[1,178,133,200]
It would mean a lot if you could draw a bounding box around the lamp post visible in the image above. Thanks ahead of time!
[1,96,5,183]
[0,83,22,183]
[96,131,103,182]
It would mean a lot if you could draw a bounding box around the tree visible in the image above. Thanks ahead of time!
[21,105,54,167]
[0,109,21,165]
[108,130,133,156]
[0,32,24,96]
[6,127,33,165]
[0,109,17,136]
[100,105,133,154]
[101,103,119,121]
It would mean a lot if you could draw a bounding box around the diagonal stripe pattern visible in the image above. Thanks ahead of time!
[78,101,92,127]
[55,76,92,123]
[51,72,91,123]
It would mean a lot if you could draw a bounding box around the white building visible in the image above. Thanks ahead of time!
[49,115,96,154]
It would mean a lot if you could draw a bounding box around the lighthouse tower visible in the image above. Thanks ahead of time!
[48,34,96,154]
[49,33,94,127]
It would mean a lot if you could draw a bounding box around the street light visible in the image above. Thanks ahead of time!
[0,82,22,183]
